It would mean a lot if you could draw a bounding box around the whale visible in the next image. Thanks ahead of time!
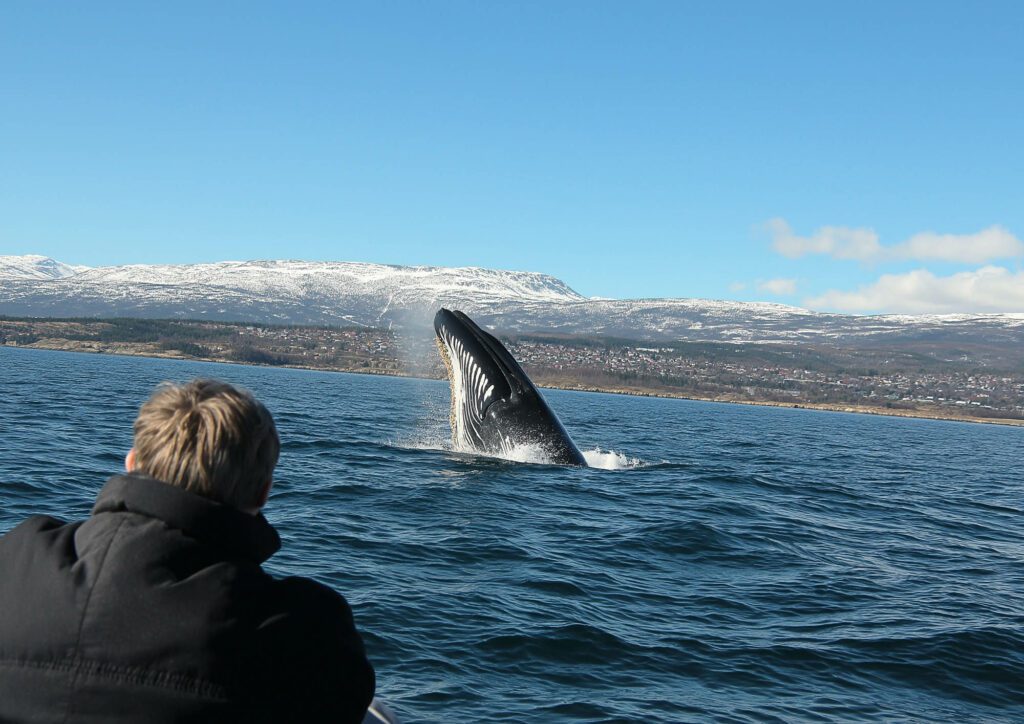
[434,308,587,466]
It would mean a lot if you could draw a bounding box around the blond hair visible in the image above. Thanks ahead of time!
[132,379,280,510]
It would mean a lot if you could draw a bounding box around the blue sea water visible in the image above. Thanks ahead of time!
[1,345,1023,722]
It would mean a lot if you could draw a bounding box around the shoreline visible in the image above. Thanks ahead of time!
[544,381,1024,427]
[6,339,1023,428]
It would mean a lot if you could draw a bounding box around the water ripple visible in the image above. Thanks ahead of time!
[2,347,1023,723]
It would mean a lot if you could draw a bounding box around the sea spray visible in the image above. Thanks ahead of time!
[582,447,645,470]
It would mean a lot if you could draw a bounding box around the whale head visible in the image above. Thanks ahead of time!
[433,308,586,466]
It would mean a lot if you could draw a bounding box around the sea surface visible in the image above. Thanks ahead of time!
[1,346,1023,722]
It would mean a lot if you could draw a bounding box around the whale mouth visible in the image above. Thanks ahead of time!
[434,310,513,450]
[433,308,587,467]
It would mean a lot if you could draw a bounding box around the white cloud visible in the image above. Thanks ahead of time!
[765,218,881,261]
[728,281,747,292]
[892,226,1024,264]
[757,278,797,295]
[806,266,1024,314]
[765,219,1023,264]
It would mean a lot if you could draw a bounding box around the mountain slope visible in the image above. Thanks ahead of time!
[2,255,1023,349]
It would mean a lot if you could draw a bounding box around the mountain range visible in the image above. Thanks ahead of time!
[3,255,1023,350]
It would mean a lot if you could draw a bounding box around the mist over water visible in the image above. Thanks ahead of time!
[2,346,1023,722]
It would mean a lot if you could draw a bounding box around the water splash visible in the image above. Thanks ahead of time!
[391,437,643,470]
[487,441,557,466]
[582,448,644,470]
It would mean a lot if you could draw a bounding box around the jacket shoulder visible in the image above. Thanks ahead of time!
[0,515,85,660]
[275,575,355,618]
[2,514,70,538]
[267,576,368,663]
[0,514,80,562]
[253,575,375,722]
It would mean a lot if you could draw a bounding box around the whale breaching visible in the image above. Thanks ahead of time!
[433,308,586,466]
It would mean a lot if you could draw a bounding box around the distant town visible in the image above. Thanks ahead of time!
[2,316,1022,425]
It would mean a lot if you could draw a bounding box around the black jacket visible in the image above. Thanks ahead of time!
[0,473,375,723]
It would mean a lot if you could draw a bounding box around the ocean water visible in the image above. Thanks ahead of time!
[1,346,1023,722]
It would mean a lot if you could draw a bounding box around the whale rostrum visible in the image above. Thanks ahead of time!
[434,308,586,466]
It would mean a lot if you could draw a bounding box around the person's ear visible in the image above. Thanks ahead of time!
[125,448,137,472]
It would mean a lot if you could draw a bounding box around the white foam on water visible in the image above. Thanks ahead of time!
[391,437,645,470]
[398,437,559,466]
[487,441,556,466]
[582,448,644,470]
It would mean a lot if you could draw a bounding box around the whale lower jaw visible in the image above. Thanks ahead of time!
[436,322,501,454]
[435,331,476,452]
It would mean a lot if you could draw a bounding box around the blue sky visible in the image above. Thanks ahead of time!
[2,1,1022,313]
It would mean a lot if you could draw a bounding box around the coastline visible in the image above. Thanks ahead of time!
[546,381,1024,427]
[7,338,1023,429]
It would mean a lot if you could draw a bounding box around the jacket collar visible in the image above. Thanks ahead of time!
[92,472,281,564]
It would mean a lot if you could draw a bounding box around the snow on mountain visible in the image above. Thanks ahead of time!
[0,256,585,330]
[0,255,90,280]
[73,260,583,305]
[1,255,1023,348]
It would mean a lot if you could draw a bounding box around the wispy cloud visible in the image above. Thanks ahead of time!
[757,278,797,295]
[806,266,1024,314]
[728,281,747,292]
[893,227,1024,264]
[765,219,1023,264]
[765,218,881,261]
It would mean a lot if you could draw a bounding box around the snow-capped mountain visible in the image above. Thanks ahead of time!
[0,257,582,330]
[2,255,1023,347]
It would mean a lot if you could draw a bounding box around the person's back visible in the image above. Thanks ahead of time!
[0,379,375,723]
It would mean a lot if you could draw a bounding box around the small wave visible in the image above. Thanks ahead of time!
[478,623,668,667]
[282,438,347,450]
[606,520,739,558]
[521,578,588,596]
[388,435,451,453]
[535,701,616,720]
[641,520,738,555]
